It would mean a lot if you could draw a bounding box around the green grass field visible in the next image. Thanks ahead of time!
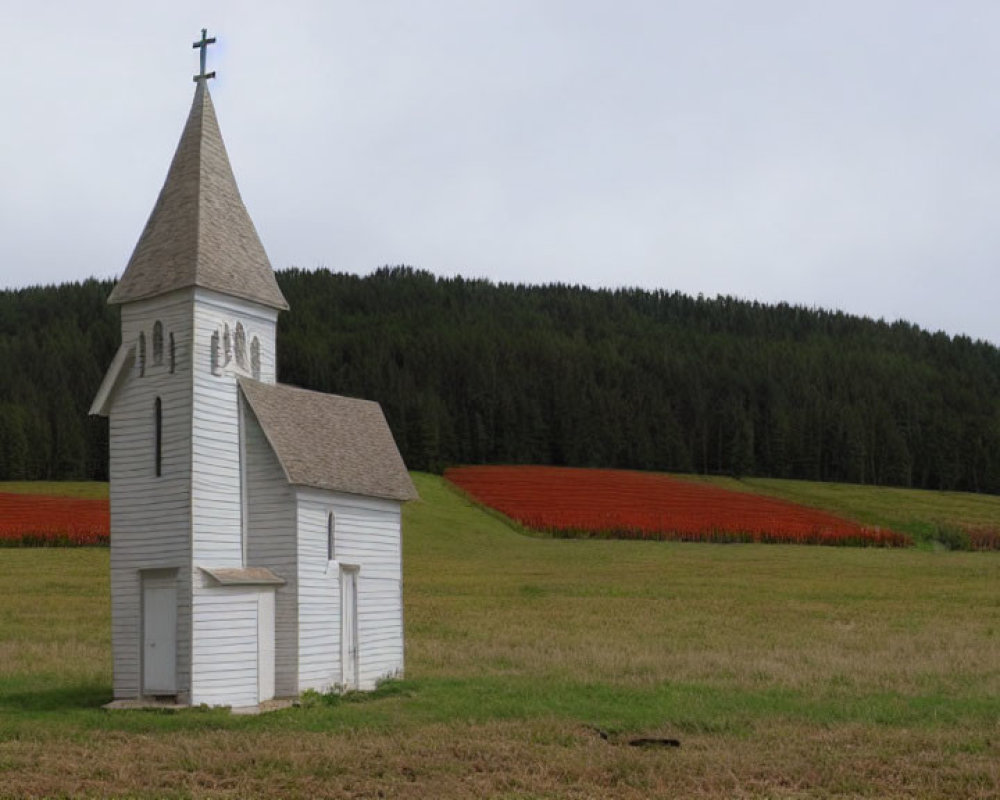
[0,481,109,499]
[1,474,999,797]
[687,474,1000,545]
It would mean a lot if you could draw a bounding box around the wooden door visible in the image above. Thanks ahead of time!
[142,574,177,695]
[340,567,359,690]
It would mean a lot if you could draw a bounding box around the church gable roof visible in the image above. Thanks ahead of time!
[239,379,419,503]
[108,80,288,310]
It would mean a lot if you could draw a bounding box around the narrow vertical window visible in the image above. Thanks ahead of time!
[327,513,335,561]
[235,322,247,369]
[223,324,231,365]
[154,397,162,477]
[210,330,220,375]
[138,332,146,377]
[169,332,176,374]
[152,321,163,365]
[251,337,260,380]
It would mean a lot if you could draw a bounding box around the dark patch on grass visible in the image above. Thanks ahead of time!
[0,681,110,713]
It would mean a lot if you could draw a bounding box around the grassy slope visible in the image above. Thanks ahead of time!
[0,474,998,797]
[0,481,109,499]
[652,473,1000,544]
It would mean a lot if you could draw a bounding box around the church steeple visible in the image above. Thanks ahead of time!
[108,45,288,310]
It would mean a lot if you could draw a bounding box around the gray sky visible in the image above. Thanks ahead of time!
[4,1,1000,343]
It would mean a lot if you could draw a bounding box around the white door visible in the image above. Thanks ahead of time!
[341,567,359,689]
[257,591,275,703]
[142,575,177,695]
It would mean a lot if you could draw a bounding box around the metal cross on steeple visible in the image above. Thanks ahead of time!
[192,28,217,82]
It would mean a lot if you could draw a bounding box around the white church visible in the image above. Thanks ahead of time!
[90,33,418,711]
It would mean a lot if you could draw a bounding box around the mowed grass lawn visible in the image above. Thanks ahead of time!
[1,474,999,798]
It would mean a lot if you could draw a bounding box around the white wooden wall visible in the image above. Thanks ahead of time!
[190,574,261,708]
[109,284,405,706]
[189,289,278,568]
[295,488,404,692]
[110,291,194,699]
[189,289,279,704]
[244,402,298,697]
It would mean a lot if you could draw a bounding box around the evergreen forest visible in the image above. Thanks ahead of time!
[2,267,999,493]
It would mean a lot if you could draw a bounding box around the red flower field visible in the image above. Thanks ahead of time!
[0,492,110,546]
[966,527,1000,551]
[445,466,912,547]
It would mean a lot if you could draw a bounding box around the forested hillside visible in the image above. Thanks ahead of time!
[0,279,115,481]
[3,267,1000,493]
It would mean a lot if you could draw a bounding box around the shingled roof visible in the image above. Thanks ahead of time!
[108,80,288,310]
[239,379,419,503]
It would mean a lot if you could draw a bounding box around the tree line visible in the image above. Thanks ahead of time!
[2,267,999,493]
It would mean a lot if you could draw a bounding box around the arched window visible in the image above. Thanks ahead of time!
[235,322,247,369]
[327,512,335,561]
[223,324,231,365]
[152,321,163,365]
[138,332,146,377]
[154,397,163,477]
[169,332,176,374]
[251,337,260,380]
[210,331,220,375]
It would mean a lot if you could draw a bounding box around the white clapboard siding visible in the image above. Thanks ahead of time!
[188,290,282,706]
[192,287,278,381]
[110,292,194,699]
[357,575,405,687]
[295,488,404,691]
[244,403,298,697]
[107,277,407,705]
[190,582,260,707]
[190,291,276,568]
[295,495,341,692]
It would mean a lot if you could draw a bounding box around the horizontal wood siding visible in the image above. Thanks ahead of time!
[190,290,277,568]
[190,580,260,707]
[244,402,297,697]
[296,489,404,692]
[110,294,193,698]
[295,495,337,692]
[188,290,278,706]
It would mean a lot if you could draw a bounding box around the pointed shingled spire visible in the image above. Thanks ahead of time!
[109,79,289,310]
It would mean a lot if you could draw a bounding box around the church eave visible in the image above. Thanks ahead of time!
[89,343,135,416]
[108,277,289,311]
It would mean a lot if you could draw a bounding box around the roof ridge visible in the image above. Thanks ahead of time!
[265,379,381,405]
[191,80,205,292]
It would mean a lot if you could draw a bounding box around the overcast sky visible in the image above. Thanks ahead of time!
[4,1,1000,343]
